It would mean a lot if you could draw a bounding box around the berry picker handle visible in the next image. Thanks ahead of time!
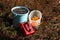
[24,22,31,32]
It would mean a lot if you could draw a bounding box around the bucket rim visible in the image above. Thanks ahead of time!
[11,6,30,15]
[29,10,42,20]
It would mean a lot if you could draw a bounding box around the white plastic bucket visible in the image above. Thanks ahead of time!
[29,10,42,28]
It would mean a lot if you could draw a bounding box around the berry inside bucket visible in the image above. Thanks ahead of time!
[31,16,39,21]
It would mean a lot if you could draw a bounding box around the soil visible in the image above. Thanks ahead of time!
[0,0,60,40]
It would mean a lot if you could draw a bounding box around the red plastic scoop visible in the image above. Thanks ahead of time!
[19,21,35,36]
